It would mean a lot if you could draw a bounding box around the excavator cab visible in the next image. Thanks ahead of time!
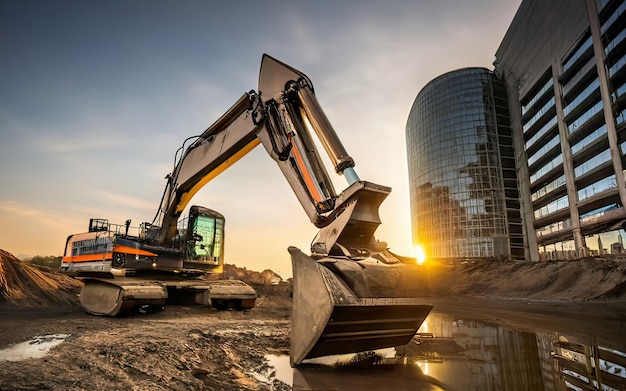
[88,218,109,233]
[183,206,224,271]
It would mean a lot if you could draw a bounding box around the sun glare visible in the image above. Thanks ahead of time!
[414,245,426,265]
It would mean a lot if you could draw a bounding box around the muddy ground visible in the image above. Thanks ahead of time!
[2,250,626,390]
[0,284,293,391]
[2,286,626,391]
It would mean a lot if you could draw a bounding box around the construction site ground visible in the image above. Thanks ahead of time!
[1,249,626,390]
[0,285,293,391]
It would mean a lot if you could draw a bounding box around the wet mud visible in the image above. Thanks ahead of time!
[0,285,293,391]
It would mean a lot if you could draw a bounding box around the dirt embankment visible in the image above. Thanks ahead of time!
[0,250,290,308]
[418,256,626,301]
[3,247,626,309]
[0,249,82,307]
[223,264,285,285]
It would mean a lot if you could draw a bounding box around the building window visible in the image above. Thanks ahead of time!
[567,101,604,134]
[522,78,553,116]
[563,35,593,73]
[571,124,608,155]
[580,203,621,224]
[530,154,563,184]
[574,149,612,177]
[525,116,558,150]
[577,174,617,201]
[523,97,555,132]
[531,175,566,202]
[563,79,601,117]
[528,134,560,166]
[536,218,572,237]
[534,195,569,220]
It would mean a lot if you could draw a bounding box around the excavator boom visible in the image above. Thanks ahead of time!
[154,92,263,245]
[153,55,364,247]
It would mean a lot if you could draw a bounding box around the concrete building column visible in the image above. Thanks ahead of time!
[552,65,584,255]
[509,88,540,262]
[586,0,626,209]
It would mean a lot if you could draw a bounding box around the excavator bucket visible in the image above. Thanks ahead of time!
[289,247,432,365]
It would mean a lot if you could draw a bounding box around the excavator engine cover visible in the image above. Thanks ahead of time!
[289,247,432,365]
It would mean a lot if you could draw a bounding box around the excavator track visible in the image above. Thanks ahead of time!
[79,278,168,316]
[164,279,257,309]
[79,277,257,316]
[203,280,257,310]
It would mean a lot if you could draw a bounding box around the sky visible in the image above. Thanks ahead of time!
[0,0,521,278]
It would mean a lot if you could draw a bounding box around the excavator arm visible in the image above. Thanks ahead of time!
[153,55,373,254]
[150,54,432,365]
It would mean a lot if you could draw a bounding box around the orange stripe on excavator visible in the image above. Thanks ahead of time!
[62,253,113,263]
[288,135,324,203]
[112,245,157,257]
[62,246,157,263]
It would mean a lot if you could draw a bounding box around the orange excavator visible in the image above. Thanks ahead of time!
[61,55,432,365]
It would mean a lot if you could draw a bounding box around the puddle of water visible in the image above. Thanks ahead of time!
[260,312,626,391]
[410,313,626,391]
[265,349,447,390]
[265,354,292,385]
[250,354,294,387]
[0,334,71,362]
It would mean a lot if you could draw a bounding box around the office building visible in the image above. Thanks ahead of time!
[406,0,626,261]
[406,68,523,260]
[494,0,626,261]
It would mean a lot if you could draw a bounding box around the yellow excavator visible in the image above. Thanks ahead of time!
[61,54,433,365]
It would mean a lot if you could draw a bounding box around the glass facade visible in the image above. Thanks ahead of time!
[406,68,523,260]
[495,0,626,261]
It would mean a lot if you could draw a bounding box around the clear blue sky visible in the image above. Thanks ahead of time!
[0,0,521,277]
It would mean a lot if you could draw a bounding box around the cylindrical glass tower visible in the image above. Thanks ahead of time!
[406,68,522,260]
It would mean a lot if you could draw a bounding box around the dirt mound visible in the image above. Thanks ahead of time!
[222,264,284,285]
[421,257,626,301]
[0,249,82,307]
[223,257,626,302]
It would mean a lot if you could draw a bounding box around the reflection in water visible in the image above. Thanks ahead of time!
[263,313,626,390]
[410,313,626,391]
[552,339,626,391]
[408,314,546,390]
[292,351,448,391]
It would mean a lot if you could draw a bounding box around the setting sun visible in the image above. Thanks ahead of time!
[414,245,426,265]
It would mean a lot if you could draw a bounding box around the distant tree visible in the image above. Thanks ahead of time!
[28,255,62,269]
